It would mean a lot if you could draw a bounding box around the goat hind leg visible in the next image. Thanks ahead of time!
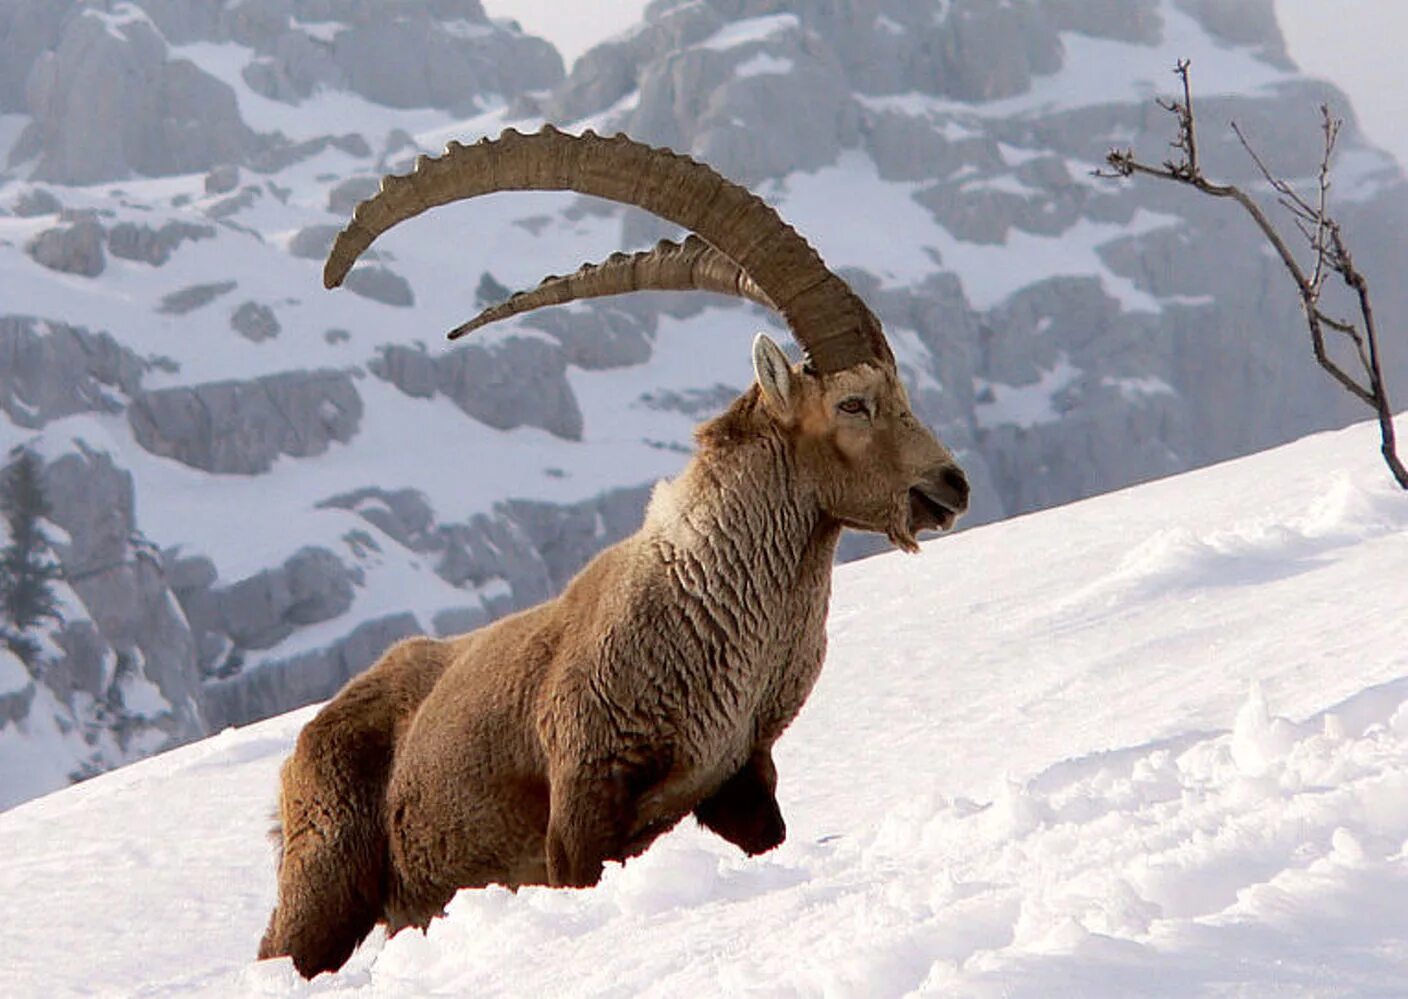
[259,788,384,977]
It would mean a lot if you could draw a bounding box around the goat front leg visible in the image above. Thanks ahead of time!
[694,748,786,855]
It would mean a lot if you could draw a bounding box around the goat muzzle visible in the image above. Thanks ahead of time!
[907,465,969,533]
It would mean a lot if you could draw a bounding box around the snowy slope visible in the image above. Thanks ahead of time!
[6,0,1408,812]
[2,415,1405,997]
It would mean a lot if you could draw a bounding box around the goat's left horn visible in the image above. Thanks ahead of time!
[449,235,775,339]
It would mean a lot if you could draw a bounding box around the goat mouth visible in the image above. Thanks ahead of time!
[908,487,959,533]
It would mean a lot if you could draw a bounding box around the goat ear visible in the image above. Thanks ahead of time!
[752,333,792,410]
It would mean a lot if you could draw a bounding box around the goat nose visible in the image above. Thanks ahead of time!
[940,466,970,509]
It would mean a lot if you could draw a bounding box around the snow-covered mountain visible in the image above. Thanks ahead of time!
[2,0,1406,808]
[3,415,1405,996]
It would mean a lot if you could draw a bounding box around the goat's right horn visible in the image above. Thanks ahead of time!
[449,235,775,340]
[325,125,893,373]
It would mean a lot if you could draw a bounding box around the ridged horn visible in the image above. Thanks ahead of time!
[449,235,775,340]
[324,125,892,372]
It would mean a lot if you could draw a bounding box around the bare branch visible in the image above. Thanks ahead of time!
[1097,61,1406,488]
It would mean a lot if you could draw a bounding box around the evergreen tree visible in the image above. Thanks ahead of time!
[0,449,63,648]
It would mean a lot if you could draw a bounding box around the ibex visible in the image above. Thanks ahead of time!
[259,126,969,977]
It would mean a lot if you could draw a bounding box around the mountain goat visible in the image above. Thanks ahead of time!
[259,126,969,977]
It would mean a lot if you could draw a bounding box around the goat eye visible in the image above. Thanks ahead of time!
[837,397,869,417]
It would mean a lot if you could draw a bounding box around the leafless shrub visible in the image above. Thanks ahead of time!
[1098,60,1405,488]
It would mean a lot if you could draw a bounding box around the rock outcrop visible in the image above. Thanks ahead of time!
[128,369,363,474]
[12,7,257,184]
[107,220,216,266]
[4,1,562,184]
[371,338,583,440]
[43,446,205,744]
[0,316,147,428]
[27,220,106,277]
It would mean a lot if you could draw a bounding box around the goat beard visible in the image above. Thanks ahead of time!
[886,493,920,554]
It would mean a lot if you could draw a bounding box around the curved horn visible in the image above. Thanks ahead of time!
[325,125,892,372]
[449,235,775,340]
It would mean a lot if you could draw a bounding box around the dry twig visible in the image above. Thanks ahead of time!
[1096,60,1405,488]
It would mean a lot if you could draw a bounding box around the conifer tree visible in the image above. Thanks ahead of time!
[0,449,63,654]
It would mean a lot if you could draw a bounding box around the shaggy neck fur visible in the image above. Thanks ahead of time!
[645,387,841,664]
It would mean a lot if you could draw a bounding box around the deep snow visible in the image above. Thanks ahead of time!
[1,415,1405,996]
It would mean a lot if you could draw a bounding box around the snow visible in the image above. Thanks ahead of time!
[974,358,1082,429]
[734,53,794,79]
[0,648,29,696]
[289,19,345,45]
[83,2,158,42]
[2,415,1407,995]
[958,173,1043,198]
[1102,374,1177,402]
[698,14,799,52]
[442,19,494,41]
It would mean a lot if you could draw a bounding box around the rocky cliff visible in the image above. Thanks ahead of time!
[0,0,1403,808]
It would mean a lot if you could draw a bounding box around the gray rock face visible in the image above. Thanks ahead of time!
[27,221,106,277]
[321,481,654,618]
[13,10,257,184]
[0,315,146,428]
[42,447,204,742]
[287,224,343,261]
[247,132,373,173]
[202,612,421,730]
[501,486,654,592]
[205,186,261,221]
[619,12,861,183]
[203,164,241,196]
[107,220,216,267]
[178,546,356,656]
[1044,0,1161,44]
[0,3,66,114]
[520,303,655,370]
[128,369,363,474]
[10,187,61,217]
[230,301,281,342]
[331,16,561,114]
[371,337,583,439]
[46,621,112,701]
[0,681,35,729]
[342,265,415,307]
[545,1,725,123]
[144,0,565,114]
[438,337,581,440]
[319,487,436,552]
[864,110,965,182]
[1173,0,1294,66]
[327,176,380,216]
[157,281,238,315]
